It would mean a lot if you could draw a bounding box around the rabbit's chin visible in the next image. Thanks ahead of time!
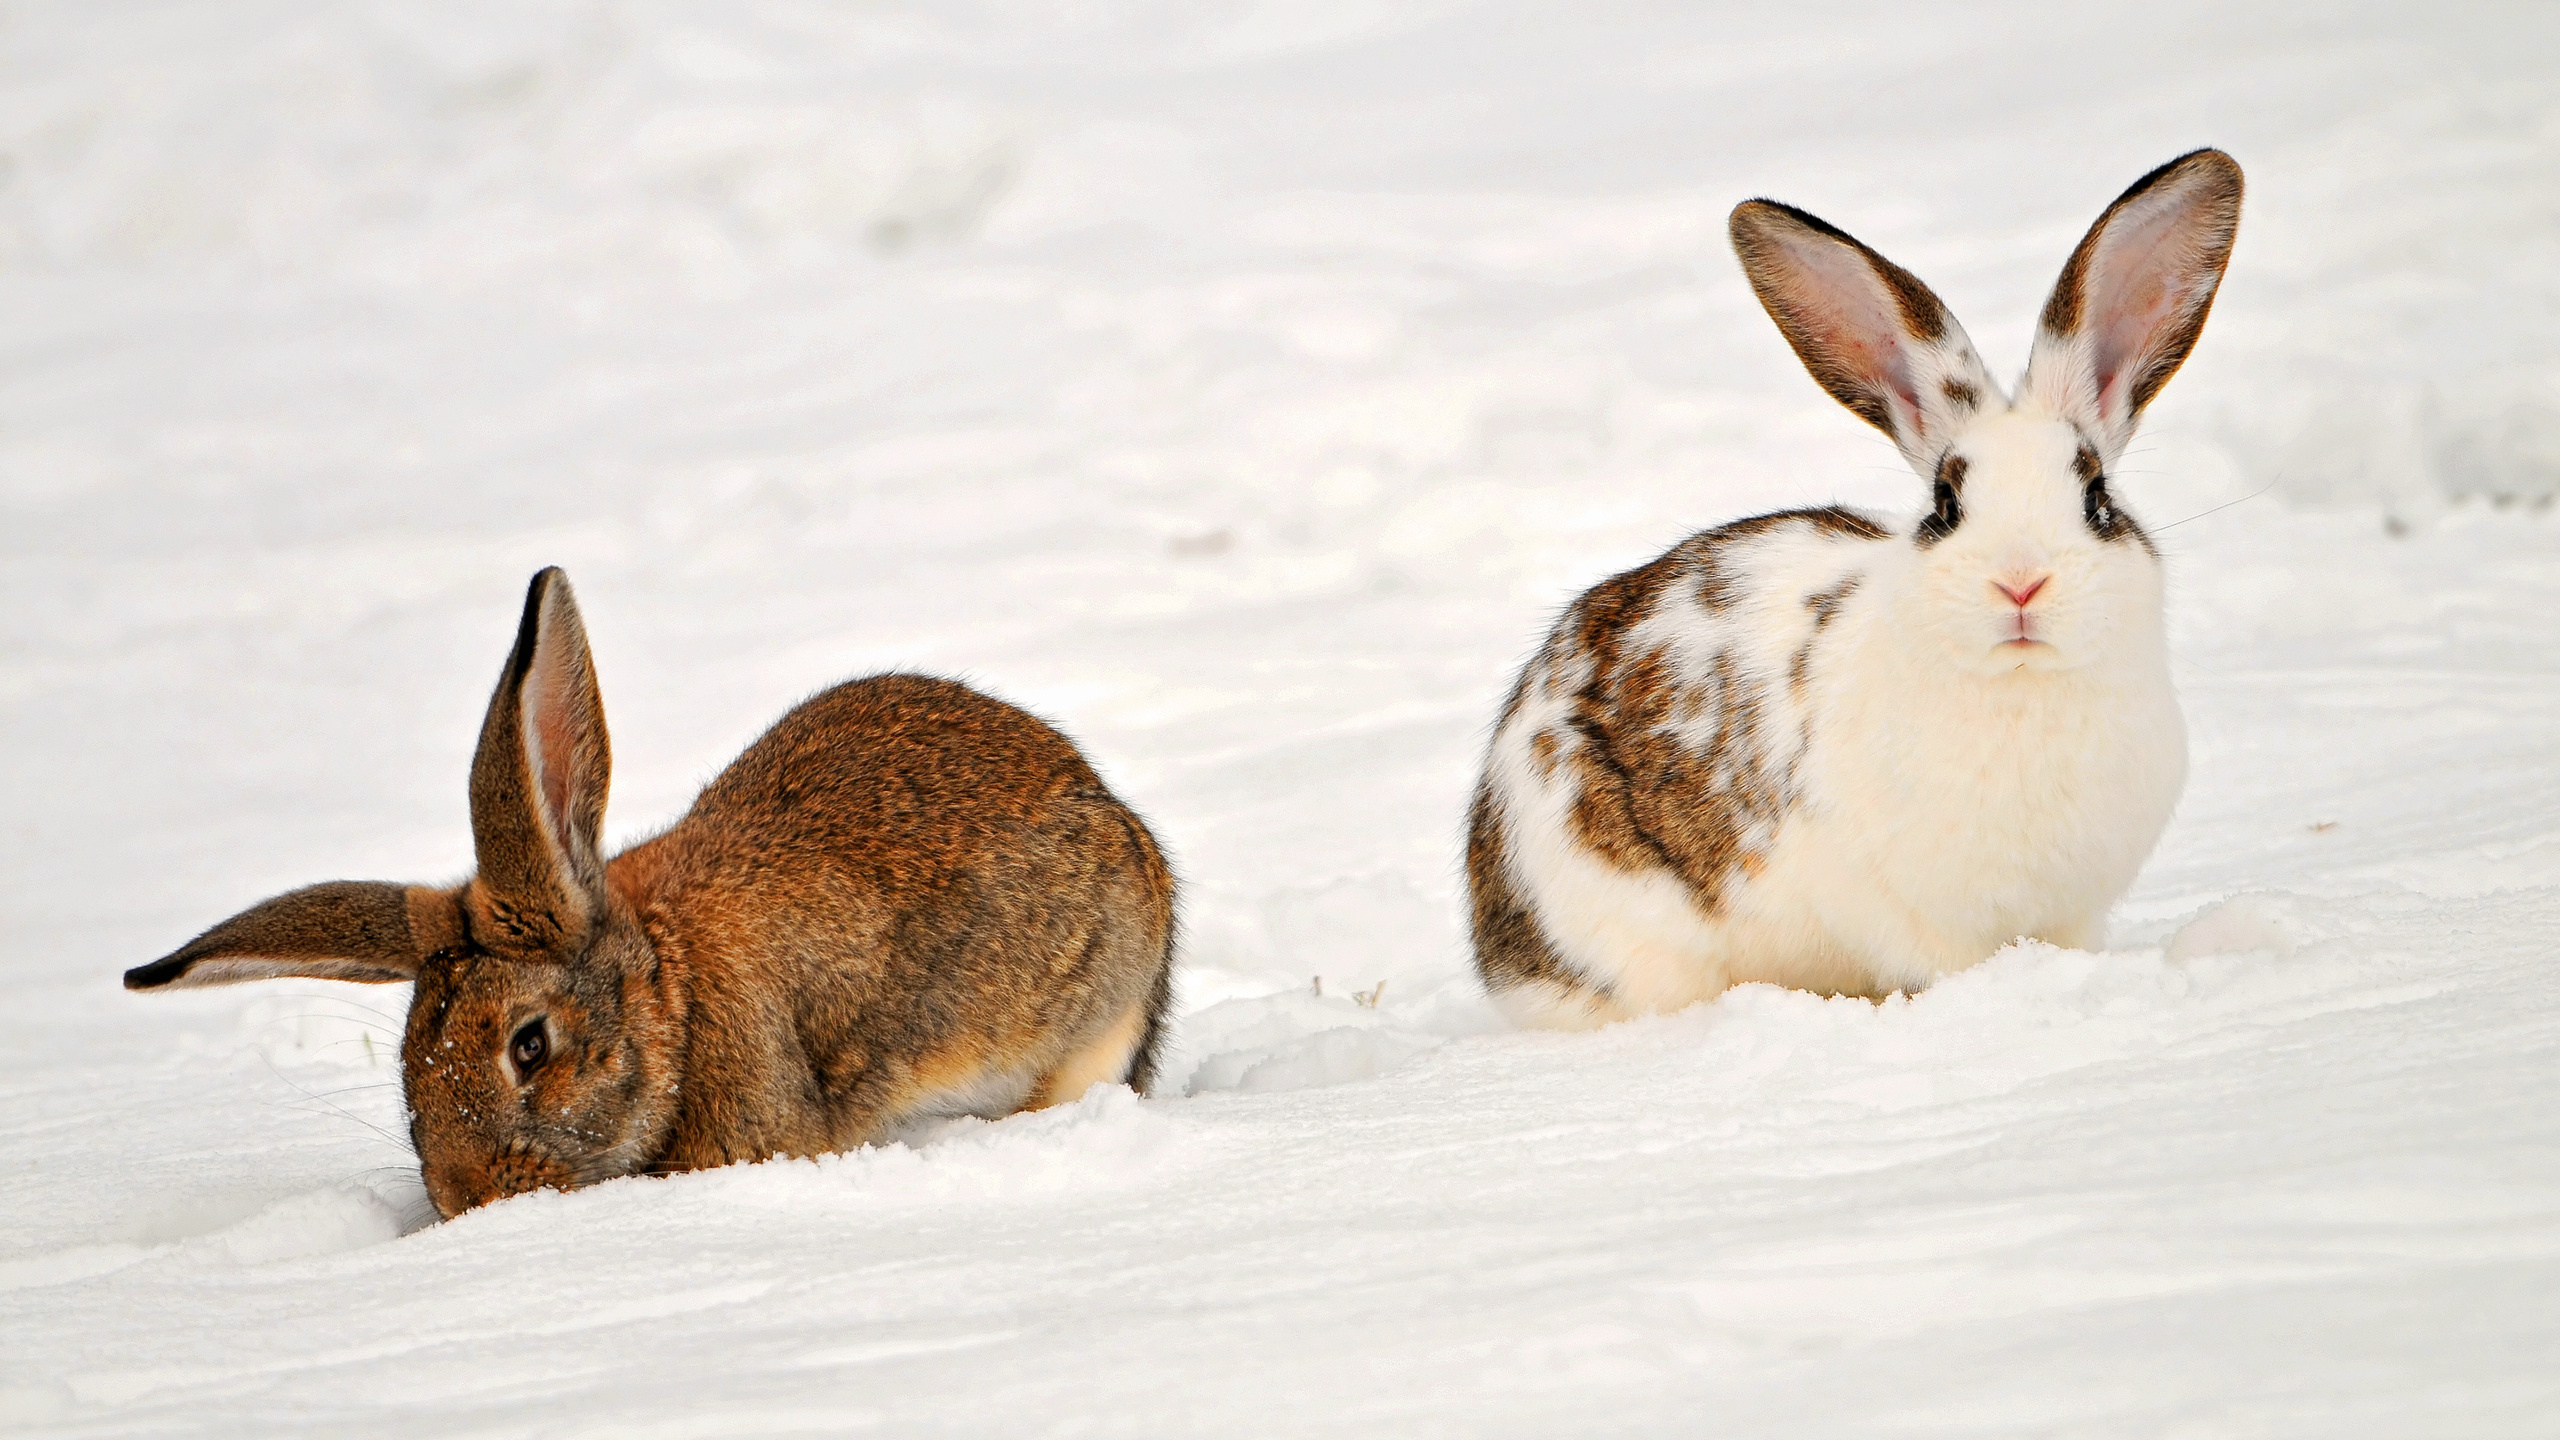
[1982,638,2076,675]
[1942,618,2148,679]
[1921,607,2104,678]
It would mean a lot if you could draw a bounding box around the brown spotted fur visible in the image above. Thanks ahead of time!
[1467,508,1881,1001]
[129,568,1177,1218]
[1465,778,1588,1001]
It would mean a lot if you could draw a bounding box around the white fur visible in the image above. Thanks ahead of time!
[1479,157,2237,1023]
[1485,405,2185,1013]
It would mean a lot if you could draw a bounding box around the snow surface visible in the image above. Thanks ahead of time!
[5,1,2559,1434]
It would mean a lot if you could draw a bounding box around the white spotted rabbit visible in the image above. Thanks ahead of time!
[1468,151,2243,1027]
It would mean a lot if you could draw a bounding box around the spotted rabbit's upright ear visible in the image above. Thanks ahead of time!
[1730,199,2003,473]
[125,881,463,990]
[465,567,612,958]
[2023,149,2244,462]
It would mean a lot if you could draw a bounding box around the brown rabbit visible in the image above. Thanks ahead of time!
[128,568,1177,1218]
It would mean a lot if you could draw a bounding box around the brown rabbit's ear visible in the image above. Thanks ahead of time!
[1730,198,2003,473]
[2022,149,2244,458]
[467,567,611,952]
[126,881,463,990]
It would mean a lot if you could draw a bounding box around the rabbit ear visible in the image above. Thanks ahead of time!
[125,881,463,990]
[1730,199,2001,472]
[2023,149,2243,458]
[468,568,612,952]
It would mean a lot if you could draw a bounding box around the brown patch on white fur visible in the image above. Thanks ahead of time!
[1528,728,1561,781]
[1468,510,1870,1006]
[1791,576,1861,691]
[1466,777,1603,1004]
[1551,522,1828,911]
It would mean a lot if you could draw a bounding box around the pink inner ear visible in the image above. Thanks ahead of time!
[2084,190,2216,417]
[521,630,585,864]
[536,667,575,851]
[1780,234,1927,417]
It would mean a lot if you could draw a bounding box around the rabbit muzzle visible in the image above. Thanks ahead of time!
[425,1142,579,1218]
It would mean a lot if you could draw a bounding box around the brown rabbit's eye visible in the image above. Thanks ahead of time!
[510,1020,549,1077]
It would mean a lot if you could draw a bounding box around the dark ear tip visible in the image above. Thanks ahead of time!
[505,568,573,683]
[2135,148,2245,205]
[1729,196,1805,226]
[524,566,568,612]
[528,567,584,629]
[2176,148,2244,193]
[124,955,187,991]
[523,564,577,607]
[1727,197,1859,253]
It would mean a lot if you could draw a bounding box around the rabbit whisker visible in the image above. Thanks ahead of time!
[2153,477,2278,534]
[263,1056,415,1154]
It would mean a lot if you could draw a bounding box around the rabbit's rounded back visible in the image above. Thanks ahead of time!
[1471,152,2242,1026]
[623,674,1177,1177]
[129,570,1176,1218]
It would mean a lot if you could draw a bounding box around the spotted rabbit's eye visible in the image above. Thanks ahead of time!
[1916,479,1964,546]
[1916,455,1967,547]
[2074,444,2127,539]
[2085,478,2119,534]
[509,1019,549,1078]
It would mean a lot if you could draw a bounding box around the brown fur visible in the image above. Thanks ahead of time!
[122,880,431,988]
[1030,1000,1153,1109]
[129,569,1178,1218]
[1465,776,1594,1002]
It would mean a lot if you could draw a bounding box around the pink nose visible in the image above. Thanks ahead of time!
[1995,576,2049,608]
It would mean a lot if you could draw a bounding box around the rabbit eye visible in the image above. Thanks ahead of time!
[509,1020,549,1077]
[2085,479,2118,534]
[1927,481,1962,532]
[1916,453,1966,547]
[2074,445,2125,538]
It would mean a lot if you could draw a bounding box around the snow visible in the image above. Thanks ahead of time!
[5,1,2559,1434]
